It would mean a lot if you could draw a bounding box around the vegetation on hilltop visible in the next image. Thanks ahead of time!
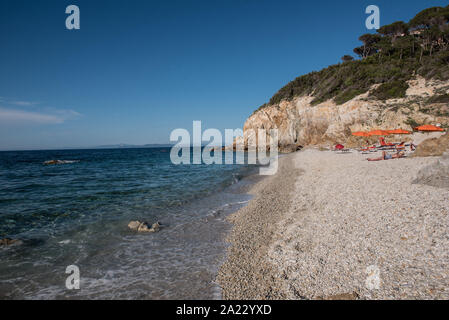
[257,5,449,112]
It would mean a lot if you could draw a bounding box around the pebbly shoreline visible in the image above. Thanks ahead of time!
[217,153,300,299]
[217,149,449,299]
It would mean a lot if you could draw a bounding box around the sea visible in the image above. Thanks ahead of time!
[0,147,259,299]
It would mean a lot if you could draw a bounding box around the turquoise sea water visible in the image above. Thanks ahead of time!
[0,148,257,299]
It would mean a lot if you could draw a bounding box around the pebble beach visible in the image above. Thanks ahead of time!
[218,148,449,299]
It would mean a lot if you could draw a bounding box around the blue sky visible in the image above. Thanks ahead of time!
[0,0,446,150]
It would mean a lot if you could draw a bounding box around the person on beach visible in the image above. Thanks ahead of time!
[367,151,405,161]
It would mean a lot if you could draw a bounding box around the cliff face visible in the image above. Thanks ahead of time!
[242,77,449,151]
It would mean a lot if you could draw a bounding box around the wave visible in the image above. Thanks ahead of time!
[43,160,80,165]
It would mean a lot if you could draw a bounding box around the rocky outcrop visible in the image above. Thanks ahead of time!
[43,160,80,165]
[128,221,161,233]
[0,238,22,246]
[241,77,449,151]
[413,154,449,189]
[411,133,449,157]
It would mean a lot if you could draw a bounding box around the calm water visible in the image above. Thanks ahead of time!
[0,148,258,299]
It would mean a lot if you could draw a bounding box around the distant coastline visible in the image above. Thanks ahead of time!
[0,144,174,152]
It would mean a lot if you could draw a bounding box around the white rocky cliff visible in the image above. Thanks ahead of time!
[240,76,449,152]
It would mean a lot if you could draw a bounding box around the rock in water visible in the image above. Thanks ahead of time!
[44,160,58,165]
[128,221,141,231]
[43,160,80,165]
[150,222,161,232]
[137,222,151,232]
[0,238,22,246]
[128,221,161,233]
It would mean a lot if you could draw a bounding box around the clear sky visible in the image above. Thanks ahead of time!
[0,0,447,150]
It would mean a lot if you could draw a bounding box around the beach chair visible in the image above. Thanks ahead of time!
[395,141,406,151]
[334,144,345,151]
[359,145,377,152]
[379,137,395,147]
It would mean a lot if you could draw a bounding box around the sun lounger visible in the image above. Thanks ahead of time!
[395,142,406,151]
[379,137,395,147]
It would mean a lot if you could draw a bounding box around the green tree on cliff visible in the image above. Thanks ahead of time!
[341,55,354,63]
[259,5,449,110]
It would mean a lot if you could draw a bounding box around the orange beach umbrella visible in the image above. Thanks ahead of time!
[387,129,411,134]
[351,131,371,137]
[367,130,390,136]
[414,125,445,132]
